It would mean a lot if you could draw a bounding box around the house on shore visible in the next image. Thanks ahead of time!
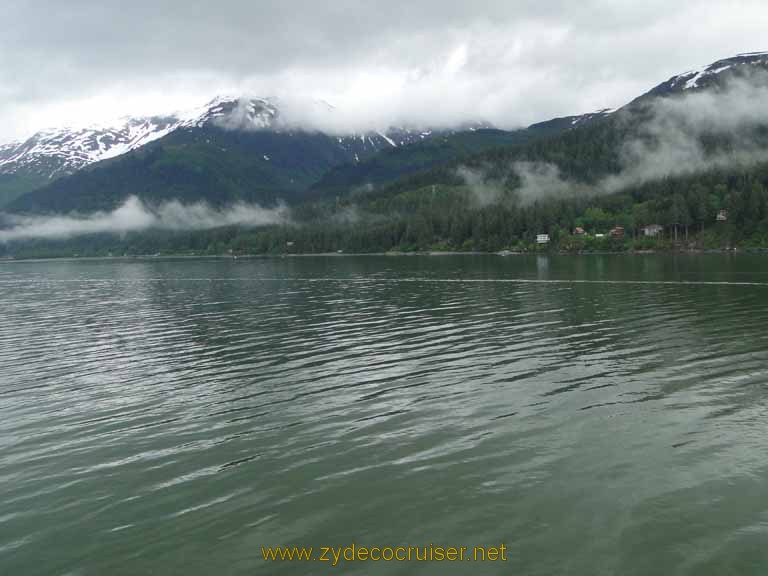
[536,234,550,244]
[609,226,625,239]
[641,224,663,237]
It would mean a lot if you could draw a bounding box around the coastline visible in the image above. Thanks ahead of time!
[0,247,762,263]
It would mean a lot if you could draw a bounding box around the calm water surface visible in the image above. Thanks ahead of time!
[1,255,767,575]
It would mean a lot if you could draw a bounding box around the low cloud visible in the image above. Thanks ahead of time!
[456,166,505,207]
[0,196,289,242]
[211,98,280,132]
[458,162,588,206]
[512,161,587,203]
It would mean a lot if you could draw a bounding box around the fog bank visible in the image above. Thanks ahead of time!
[0,196,289,242]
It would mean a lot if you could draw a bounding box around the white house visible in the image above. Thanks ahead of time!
[536,234,550,244]
[641,224,663,237]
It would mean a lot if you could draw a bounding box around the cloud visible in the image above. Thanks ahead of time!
[511,162,586,203]
[456,166,505,207]
[0,196,289,242]
[458,162,588,206]
[3,1,768,140]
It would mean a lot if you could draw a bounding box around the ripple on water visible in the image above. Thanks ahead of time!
[1,256,768,575]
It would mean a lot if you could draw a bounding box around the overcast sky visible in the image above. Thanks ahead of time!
[2,0,768,142]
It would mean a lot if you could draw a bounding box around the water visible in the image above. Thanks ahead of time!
[1,254,767,575]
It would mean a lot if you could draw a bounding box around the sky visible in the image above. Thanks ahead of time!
[2,0,768,142]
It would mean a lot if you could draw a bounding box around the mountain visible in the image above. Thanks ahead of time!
[8,51,768,218]
[304,50,768,251]
[7,52,768,257]
[0,96,414,181]
[525,109,614,135]
[0,115,185,207]
[0,116,179,178]
[2,96,492,211]
[396,50,768,191]
[310,111,613,197]
[630,51,768,104]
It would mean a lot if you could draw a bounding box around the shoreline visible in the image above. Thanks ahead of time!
[0,247,763,263]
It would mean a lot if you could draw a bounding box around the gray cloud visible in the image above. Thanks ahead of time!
[512,162,588,203]
[2,1,768,140]
[456,166,505,207]
[0,196,289,242]
[458,162,589,206]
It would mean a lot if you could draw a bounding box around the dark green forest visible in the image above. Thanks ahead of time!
[5,158,768,259]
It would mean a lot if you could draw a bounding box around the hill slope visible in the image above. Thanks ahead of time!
[309,111,612,197]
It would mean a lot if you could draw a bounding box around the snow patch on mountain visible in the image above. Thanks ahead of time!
[568,108,614,126]
[667,52,768,92]
[675,63,735,90]
[0,116,180,178]
[377,131,397,147]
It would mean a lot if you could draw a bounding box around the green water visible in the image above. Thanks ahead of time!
[1,254,767,575]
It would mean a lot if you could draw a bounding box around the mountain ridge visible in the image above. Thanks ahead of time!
[628,51,768,106]
[0,96,494,208]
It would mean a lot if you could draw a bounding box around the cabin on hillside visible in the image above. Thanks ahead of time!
[717,209,728,222]
[609,226,625,239]
[641,224,663,237]
[573,227,586,236]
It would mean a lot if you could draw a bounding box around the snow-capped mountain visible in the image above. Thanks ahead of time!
[3,51,767,191]
[636,51,768,102]
[6,95,500,213]
[0,96,490,182]
[0,116,181,179]
[176,96,493,160]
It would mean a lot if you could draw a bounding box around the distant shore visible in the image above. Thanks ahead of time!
[2,247,765,262]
